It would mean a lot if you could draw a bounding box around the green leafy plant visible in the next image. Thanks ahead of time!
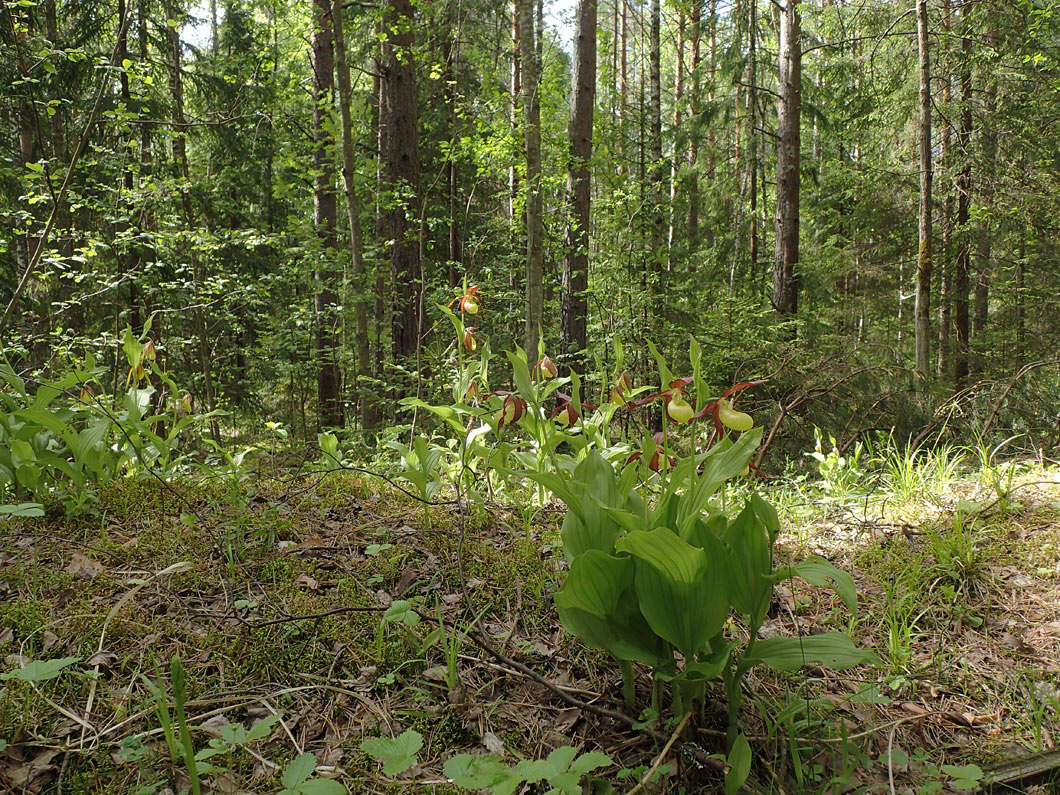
[1,655,82,681]
[361,730,423,776]
[442,745,612,795]
[278,752,347,794]
[531,340,877,755]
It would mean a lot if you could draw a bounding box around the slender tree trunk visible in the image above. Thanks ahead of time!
[618,0,628,174]
[937,0,952,376]
[914,0,932,379]
[973,0,997,338]
[332,0,368,426]
[953,1,972,386]
[370,68,387,424]
[667,9,684,261]
[747,0,758,292]
[686,0,703,245]
[443,23,460,288]
[381,0,421,359]
[166,0,219,439]
[772,0,801,318]
[520,0,544,355]
[509,2,520,226]
[311,0,343,428]
[118,0,141,330]
[1015,238,1025,362]
[648,0,664,287]
[561,0,597,372]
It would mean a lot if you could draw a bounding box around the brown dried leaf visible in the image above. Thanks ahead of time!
[65,553,104,579]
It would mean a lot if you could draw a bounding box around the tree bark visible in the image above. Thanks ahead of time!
[166,0,220,439]
[973,0,997,338]
[953,0,972,386]
[772,0,801,319]
[561,0,597,372]
[381,0,421,359]
[937,0,952,376]
[311,0,343,428]
[648,0,664,287]
[332,0,368,426]
[519,0,544,355]
[914,0,932,379]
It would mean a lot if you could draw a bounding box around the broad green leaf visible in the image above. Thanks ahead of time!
[281,753,318,787]
[244,713,282,743]
[360,729,422,776]
[682,429,763,523]
[545,746,579,772]
[443,753,510,789]
[725,733,752,795]
[741,632,881,672]
[382,601,420,627]
[0,502,45,517]
[554,551,662,664]
[723,503,773,621]
[568,751,612,774]
[12,407,67,435]
[617,527,728,656]
[1,656,81,682]
[750,491,780,536]
[941,763,983,791]
[773,557,858,612]
[546,771,581,794]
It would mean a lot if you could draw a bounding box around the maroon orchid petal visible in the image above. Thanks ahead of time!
[720,379,767,398]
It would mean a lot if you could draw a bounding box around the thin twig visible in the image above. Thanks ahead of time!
[627,712,693,795]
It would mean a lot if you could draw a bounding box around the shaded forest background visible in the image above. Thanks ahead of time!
[3,0,1060,462]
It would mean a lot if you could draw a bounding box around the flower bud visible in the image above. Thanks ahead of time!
[610,370,633,404]
[535,356,558,380]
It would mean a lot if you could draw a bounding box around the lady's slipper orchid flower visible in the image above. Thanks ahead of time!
[694,379,765,436]
[550,393,597,426]
[626,431,676,472]
[465,380,480,402]
[534,356,559,380]
[459,327,482,351]
[634,377,697,424]
[449,285,482,315]
[610,370,633,404]
[492,393,527,427]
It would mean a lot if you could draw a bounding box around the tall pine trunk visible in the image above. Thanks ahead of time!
[953,0,972,386]
[520,0,544,355]
[332,0,367,426]
[914,0,932,379]
[561,0,597,371]
[772,0,801,319]
[937,0,952,376]
[381,0,421,359]
[166,0,220,439]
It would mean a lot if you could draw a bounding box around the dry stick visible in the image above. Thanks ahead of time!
[627,711,692,795]
[79,561,194,749]
[981,358,1059,439]
[0,9,131,338]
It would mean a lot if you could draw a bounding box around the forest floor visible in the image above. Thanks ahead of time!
[3,457,1060,794]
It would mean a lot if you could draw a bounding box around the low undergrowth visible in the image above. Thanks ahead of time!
[1,448,1060,793]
